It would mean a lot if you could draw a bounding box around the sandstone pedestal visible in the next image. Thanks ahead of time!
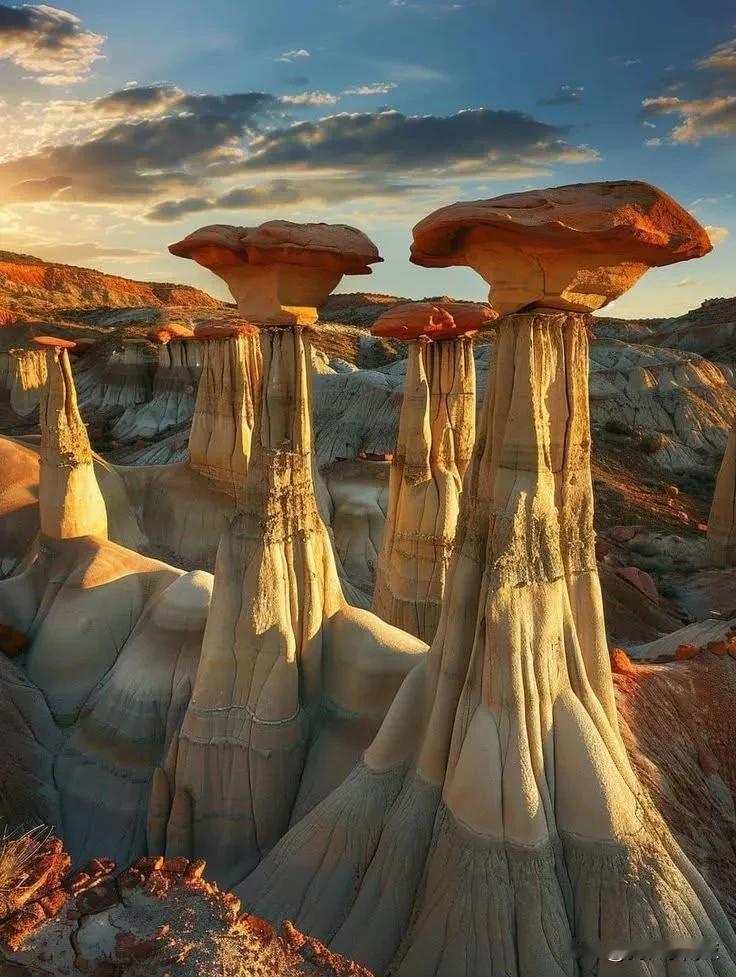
[237,184,733,976]
[371,302,494,642]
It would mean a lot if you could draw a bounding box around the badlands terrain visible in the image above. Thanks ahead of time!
[0,188,735,977]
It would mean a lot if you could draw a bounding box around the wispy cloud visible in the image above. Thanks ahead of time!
[281,91,338,105]
[275,48,310,63]
[642,35,736,143]
[539,84,584,106]
[344,82,398,96]
[705,224,729,246]
[0,3,105,85]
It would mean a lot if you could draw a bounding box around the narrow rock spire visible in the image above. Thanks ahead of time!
[35,337,108,540]
[707,422,736,566]
[371,301,495,641]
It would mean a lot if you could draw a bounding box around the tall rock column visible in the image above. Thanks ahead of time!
[34,336,108,540]
[159,220,425,886]
[371,301,495,642]
[707,423,736,566]
[240,183,736,977]
[187,322,261,496]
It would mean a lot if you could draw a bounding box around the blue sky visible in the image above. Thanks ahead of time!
[0,0,733,316]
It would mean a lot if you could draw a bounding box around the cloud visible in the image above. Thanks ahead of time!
[642,94,736,142]
[642,120,657,128]
[0,3,104,84]
[281,91,339,106]
[698,37,736,74]
[673,278,697,287]
[642,36,736,143]
[539,84,584,106]
[27,241,157,262]
[92,83,185,116]
[705,224,729,246]
[242,108,598,176]
[344,82,398,96]
[276,48,310,62]
[144,176,422,222]
[643,136,662,147]
[0,89,279,203]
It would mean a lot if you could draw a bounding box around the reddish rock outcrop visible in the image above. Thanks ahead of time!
[0,840,371,976]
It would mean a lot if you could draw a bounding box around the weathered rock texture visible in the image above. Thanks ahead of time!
[170,221,382,326]
[159,326,425,887]
[111,336,203,442]
[239,185,733,975]
[410,181,712,315]
[187,324,260,490]
[0,348,47,419]
[241,310,736,976]
[614,646,736,925]
[36,341,108,540]
[0,841,370,977]
[708,424,736,566]
[371,303,486,642]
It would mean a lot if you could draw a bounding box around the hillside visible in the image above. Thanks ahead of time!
[0,250,222,317]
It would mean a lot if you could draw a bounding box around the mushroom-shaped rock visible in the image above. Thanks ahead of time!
[372,300,495,341]
[147,322,195,344]
[169,221,382,326]
[35,339,108,540]
[371,303,493,642]
[239,186,734,977]
[161,321,426,887]
[707,423,736,567]
[410,180,712,316]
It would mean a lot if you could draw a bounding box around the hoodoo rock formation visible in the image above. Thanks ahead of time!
[33,337,108,541]
[187,321,260,491]
[708,423,736,567]
[169,220,382,326]
[371,301,495,642]
[0,349,213,867]
[410,180,713,316]
[158,221,425,887]
[118,322,262,570]
[240,183,735,977]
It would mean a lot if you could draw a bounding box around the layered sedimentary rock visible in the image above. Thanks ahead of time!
[0,352,211,866]
[34,337,108,540]
[169,221,381,326]
[371,302,493,641]
[117,323,262,570]
[0,347,48,418]
[410,180,712,316]
[159,222,424,886]
[159,325,425,886]
[111,334,203,441]
[187,322,260,490]
[240,183,735,977]
[708,424,736,566]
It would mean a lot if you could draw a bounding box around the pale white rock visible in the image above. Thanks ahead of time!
[708,423,736,566]
[164,326,425,886]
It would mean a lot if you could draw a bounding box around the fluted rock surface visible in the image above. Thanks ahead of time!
[0,348,47,418]
[240,312,736,977]
[372,338,475,641]
[161,326,425,887]
[38,344,108,540]
[708,424,736,566]
[111,337,203,441]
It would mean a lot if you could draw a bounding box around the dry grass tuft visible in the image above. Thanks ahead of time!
[0,826,51,894]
